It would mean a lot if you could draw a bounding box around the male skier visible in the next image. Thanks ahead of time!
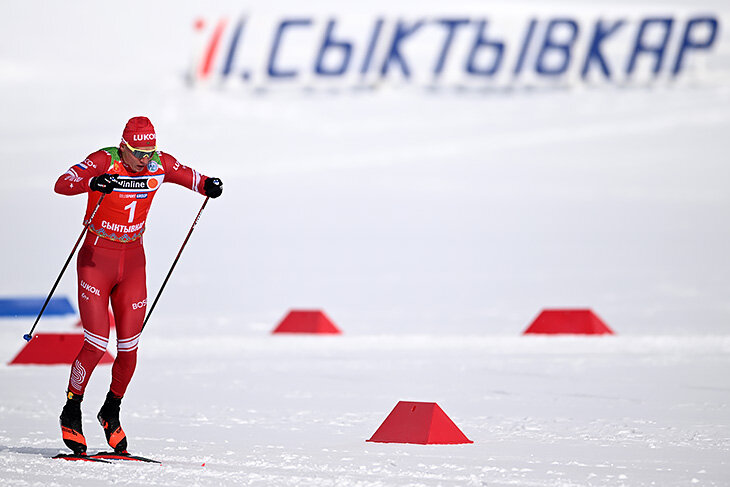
[54,116,222,455]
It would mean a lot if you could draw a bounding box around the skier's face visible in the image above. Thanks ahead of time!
[120,143,155,173]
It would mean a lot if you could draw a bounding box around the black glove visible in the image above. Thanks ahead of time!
[89,174,119,194]
[204,177,223,198]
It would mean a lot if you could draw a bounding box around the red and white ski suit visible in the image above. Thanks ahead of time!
[55,147,210,397]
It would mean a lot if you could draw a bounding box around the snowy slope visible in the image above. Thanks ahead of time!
[1,0,729,485]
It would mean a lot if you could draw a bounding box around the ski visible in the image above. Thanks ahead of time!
[89,451,160,463]
[53,453,111,463]
[53,451,160,463]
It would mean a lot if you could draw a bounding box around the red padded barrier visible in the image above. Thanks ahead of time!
[9,333,114,365]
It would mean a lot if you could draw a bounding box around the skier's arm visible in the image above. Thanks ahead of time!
[55,151,109,195]
[160,152,222,198]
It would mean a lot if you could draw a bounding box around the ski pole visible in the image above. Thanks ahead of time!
[143,196,210,330]
[23,194,106,341]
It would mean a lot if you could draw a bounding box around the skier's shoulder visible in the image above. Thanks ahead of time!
[157,151,182,170]
[79,148,114,172]
[93,147,118,159]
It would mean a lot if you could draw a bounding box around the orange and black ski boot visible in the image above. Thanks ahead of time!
[60,391,87,455]
[97,391,128,453]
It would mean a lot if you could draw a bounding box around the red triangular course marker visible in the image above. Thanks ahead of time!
[9,333,115,365]
[523,308,614,335]
[367,401,473,444]
[272,309,342,334]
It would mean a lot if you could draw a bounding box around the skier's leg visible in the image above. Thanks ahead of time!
[108,243,146,397]
[68,240,115,395]
[99,242,146,452]
[61,237,115,454]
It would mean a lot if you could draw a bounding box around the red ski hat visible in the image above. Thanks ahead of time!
[122,116,156,148]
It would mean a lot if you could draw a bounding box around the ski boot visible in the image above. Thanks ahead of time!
[59,391,87,454]
[97,391,128,453]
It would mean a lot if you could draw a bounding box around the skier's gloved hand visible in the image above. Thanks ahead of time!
[89,174,119,194]
[204,177,223,198]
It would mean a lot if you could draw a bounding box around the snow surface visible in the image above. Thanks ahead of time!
[1,0,730,485]
[1,328,729,486]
